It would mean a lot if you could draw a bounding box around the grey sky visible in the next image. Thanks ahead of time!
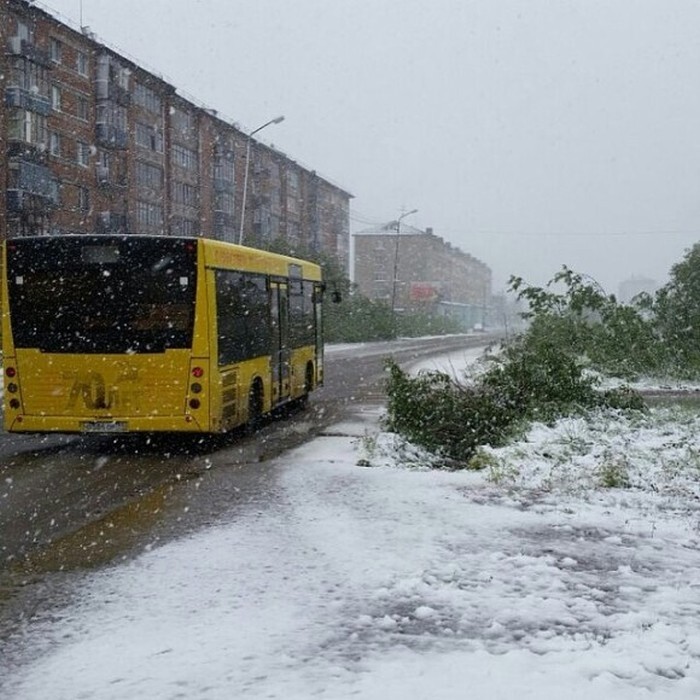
[42,0,700,293]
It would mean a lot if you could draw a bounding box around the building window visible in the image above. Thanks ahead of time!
[15,20,31,42]
[50,38,63,64]
[286,220,301,243]
[286,169,299,195]
[76,51,88,77]
[78,186,90,212]
[216,192,235,214]
[135,200,163,229]
[171,107,195,133]
[172,143,197,171]
[214,149,235,183]
[171,216,199,237]
[172,181,198,207]
[76,140,90,167]
[286,195,299,216]
[49,131,61,157]
[76,95,89,121]
[8,109,47,146]
[51,85,62,111]
[97,102,127,131]
[133,82,162,113]
[135,160,163,189]
[10,57,49,95]
[135,121,163,152]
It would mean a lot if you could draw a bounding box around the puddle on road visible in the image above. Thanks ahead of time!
[13,484,174,575]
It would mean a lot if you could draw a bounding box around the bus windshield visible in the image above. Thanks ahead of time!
[7,236,198,354]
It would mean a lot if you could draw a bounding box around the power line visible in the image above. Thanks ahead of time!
[349,211,387,226]
[430,227,700,239]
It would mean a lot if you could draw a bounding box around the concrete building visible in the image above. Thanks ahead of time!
[354,222,492,329]
[0,0,351,270]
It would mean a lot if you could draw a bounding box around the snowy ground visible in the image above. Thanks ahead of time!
[3,352,700,698]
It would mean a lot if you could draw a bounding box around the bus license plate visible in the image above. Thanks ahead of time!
[81,421,127,433]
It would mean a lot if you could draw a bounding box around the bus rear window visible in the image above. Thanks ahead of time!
[7,236,198,354]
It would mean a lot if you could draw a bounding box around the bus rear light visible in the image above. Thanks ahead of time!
[9,399,20,410]
[189,398,201,409]
[7,383,18,394]
[190,382,202,394]
[191,367,204,378]
[5,367,16,378]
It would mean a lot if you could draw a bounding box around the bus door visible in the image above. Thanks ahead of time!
[270,281,290,404]
[314,283,324,385]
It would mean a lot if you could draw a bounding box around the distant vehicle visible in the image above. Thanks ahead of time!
[472,323,486,332]
[2,235,328,434]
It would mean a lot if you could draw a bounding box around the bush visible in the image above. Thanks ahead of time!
[384,329,644,466]
[384,360,523,463]
[325,294,395,342]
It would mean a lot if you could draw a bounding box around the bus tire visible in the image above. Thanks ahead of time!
[300,362,314,407]
[247,380,264,433]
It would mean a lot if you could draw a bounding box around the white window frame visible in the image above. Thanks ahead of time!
[76,140,90,167]
[51,85,62,111]
[76,51,88,77]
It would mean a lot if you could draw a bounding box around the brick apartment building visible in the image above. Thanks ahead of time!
[0,0,351,270]
[354,222,492,329]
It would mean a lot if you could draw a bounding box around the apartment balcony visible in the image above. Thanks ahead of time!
[5,86,52,115]
[213,211,235,230]
[96,123,128,150]
[7,36,52,67]
[7,187,59,213]
[95,80,131,106]
[251,192,271,206]
[8,159,59,206]
[7,141,47,163]
[213,177,234,193]
[96,165,127,188]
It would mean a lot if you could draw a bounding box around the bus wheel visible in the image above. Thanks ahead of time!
[247,381,264,433]
[300,362,314,407]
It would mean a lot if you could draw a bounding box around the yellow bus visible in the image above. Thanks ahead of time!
[1,235,328,434]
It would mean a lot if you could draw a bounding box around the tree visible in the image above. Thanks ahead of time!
[654,242,700,373]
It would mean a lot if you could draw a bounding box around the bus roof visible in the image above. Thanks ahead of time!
[199,238,323,281]
[4,235,323,282]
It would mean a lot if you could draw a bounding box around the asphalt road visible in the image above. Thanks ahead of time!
[0,334,493,631]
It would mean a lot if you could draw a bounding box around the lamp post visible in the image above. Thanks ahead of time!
[390,208,418,338]
[238,115,285,245]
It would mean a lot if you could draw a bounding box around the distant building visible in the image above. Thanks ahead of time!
[354,223,492,329]
[0,0,351,271]
[618,276,658,304]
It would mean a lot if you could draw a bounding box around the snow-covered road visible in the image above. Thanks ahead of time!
[3,393,700,699]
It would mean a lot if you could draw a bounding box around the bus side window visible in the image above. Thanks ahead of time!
[289,280,315,347]
[215,271,243,365]
[215,270,270,365]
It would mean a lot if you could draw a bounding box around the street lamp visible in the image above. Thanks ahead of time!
[238,115,285,245]
[390,208,418,337]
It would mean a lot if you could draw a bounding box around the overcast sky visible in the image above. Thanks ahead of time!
[41,0,700,292]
